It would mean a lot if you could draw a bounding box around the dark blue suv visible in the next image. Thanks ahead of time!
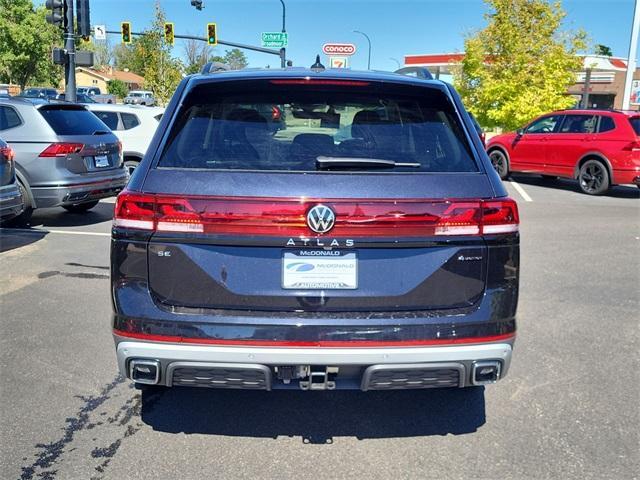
[111,67,519,391]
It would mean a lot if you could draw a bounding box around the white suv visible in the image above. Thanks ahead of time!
[124,90,155,106]
[86,104,164,175]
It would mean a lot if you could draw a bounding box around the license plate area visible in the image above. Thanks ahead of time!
[94,155,110,168]
[282,250,357,290]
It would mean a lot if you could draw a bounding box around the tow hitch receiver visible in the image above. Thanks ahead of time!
[299,366,339,391]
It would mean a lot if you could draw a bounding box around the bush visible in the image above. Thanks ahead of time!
[107,79,128,98]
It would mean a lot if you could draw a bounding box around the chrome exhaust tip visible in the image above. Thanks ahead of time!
[129,359,160,385]
[471,361,501,385]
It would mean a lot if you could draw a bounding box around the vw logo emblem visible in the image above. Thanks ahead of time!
[306,205,336,234]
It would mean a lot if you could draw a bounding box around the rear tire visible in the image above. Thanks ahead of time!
[4,180,33,227]
[578,159,610,195]
[488,149,509,179]
[63,200,99,213]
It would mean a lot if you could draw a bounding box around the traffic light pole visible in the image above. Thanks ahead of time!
[106,31,282,57]
[64,0,77,102]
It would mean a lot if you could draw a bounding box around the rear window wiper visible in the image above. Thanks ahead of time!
[92,130,110,135]
[316,156,420,170]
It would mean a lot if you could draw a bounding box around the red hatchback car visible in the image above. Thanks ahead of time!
[486,109,640,195]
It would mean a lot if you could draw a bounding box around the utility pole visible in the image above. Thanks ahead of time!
[64,0,76,102]
[278,0,286,68]
[622,0,640,110]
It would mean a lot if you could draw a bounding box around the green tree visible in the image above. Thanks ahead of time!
[223,49,248,70]
[107,79,128,98]
[594,44,612,56]
[0,0,63,90]
[454,0,586,130]
[110,2,183,104]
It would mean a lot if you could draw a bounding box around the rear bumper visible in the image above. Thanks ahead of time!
[115,338,513,390]
[31,172,127,208]
[612,168,640,186]
[0,183,23,220]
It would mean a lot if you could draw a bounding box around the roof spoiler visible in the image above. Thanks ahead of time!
[394,67,434,80]
[201,62,230,74]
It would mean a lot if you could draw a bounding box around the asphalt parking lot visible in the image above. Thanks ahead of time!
[0,176,638,480]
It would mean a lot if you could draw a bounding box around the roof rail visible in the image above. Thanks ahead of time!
[394,66,434,80]
[201,62,230,74]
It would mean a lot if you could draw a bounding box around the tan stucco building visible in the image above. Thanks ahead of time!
[73,67,145,93]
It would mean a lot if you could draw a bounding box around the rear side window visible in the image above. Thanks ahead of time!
[559,115,597,134]
[121,113,140,130]
[0,106,22,130]
[39,106,109,135]
[157,80,478,173]
[629,117,640,135]
[93,111,119,130]
[598,116,615,133]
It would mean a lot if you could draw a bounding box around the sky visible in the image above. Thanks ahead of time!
[75,0,638,71]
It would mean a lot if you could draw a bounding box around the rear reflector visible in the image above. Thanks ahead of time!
[39,143,84,157]
[113,191,519,237]
[0,146,14,162]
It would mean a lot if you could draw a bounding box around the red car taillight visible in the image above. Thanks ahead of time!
[271,106,281,121]
[0,146,14,162]
[622,140,640,151]
[114,192,519,237]
[39,143,84,157]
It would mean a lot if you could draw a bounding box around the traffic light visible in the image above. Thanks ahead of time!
[45,0,65,27]
[121,22,132,44]
[76,0,91,39]
[207,23,217,46]
[164,22,174,46]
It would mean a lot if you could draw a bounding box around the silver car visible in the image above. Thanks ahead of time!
[124,90,155,106]
[0,137,23,223]
[0,98,127,224]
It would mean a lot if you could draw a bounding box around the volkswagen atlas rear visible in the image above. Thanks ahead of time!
[111,69,519,392]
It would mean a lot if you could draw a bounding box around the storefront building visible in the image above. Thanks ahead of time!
[403,53,640,110]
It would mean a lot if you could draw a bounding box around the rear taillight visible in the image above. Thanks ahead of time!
[39,143,84,157]
[271,106,281,121]
[622,140,640,151]
[113,191,519,237]
[0,146,14,162]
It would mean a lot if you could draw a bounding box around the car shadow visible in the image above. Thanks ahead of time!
[141,386,486,443]
[27,201,115,228]
[509,174,640,199]
[0,228,48,253]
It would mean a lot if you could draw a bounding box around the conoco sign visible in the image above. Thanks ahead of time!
[322,43,357,56]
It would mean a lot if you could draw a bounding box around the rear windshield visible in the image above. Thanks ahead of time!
[39,106,109,135]
[629,117,640,136]
[157,80,478,173]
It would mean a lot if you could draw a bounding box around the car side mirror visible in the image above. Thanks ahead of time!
[516,128,524,137]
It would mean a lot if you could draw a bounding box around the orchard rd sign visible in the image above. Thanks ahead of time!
[322,43,357,56]
[261,32,288,48]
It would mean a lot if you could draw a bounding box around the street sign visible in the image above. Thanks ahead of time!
[329,56,348,69]
[262,32,288,48]
[322,43,356,56]
[94,25,106,40]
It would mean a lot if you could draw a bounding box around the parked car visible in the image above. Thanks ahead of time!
[56,92,97,104]
[487,109,640,194]
[19,87,58,100]
[76,86,116,104]
[0,97,127,225]
[0,137,23,223]
[124,90,155,106]
[112,68,519,392]
[86,104,164,175]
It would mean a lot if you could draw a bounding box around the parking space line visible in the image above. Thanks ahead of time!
[509,180,533,202]
[0,228,110,237]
